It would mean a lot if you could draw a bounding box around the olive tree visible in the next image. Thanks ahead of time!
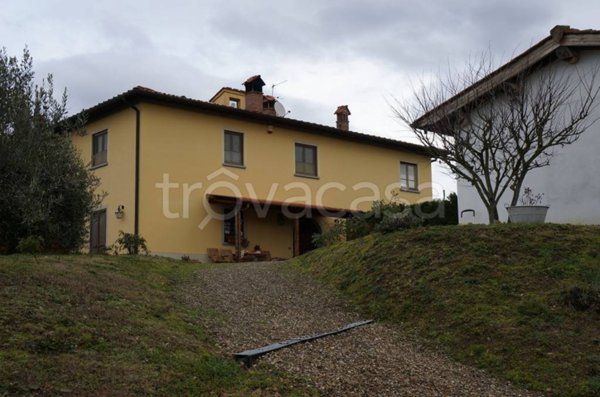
[0,47,101,252]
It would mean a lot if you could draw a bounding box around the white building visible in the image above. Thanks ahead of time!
[416,26,600,224]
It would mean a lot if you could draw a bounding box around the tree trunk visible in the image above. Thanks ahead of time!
[486,202,500,224]
[510,178,525,206]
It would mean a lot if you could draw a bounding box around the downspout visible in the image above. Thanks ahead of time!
[121,98,141,236]
[131,104,140,235]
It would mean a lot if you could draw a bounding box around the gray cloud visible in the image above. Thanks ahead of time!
[197,0,571,76]
[33,18,228,113]
[310,0,556,70]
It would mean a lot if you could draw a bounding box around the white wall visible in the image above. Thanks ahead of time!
[459,50,600,224]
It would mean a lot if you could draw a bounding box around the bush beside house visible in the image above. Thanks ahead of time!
[314,193,458,247]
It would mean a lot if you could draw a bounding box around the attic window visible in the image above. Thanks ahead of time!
[229,98,240,108]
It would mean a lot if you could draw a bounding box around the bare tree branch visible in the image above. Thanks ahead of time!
[394,52,600,223]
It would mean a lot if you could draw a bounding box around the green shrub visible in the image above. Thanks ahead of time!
[313,194,458,244]
[345,215,374,240]
[312,219,346,247]
[359,194,458,236]
[113,231,149,255]
[374,212,423,233]
[16,235,44,254]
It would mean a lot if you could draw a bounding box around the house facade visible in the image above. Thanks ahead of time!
[71,75,432,260]
[415,26,600,225]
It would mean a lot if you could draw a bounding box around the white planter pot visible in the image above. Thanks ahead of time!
[506,206,549,224]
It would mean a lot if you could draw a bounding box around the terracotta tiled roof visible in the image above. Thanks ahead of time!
[64,86,430,155]
[208,87,245,103]
[221,86,244,94]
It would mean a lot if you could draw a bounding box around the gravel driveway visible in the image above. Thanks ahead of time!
[182,261,540,396]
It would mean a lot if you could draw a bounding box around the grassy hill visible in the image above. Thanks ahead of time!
[0,255,311,396]
[290,224,600,397]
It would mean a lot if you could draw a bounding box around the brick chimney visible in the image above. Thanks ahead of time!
[243,75,265,113]
[334,105,351,131]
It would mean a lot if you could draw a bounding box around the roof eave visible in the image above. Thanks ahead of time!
[66,87,430,156]
[414,29,600,130]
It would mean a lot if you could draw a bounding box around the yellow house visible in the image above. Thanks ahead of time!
[71,75,432,261]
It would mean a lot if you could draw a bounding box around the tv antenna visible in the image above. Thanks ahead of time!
[271,80,288,97]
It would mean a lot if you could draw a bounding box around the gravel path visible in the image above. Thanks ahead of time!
[182,262,541,396]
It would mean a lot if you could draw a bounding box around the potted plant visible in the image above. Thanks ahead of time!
[506,187,549,223]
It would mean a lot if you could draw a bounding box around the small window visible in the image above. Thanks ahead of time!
[229,98,240,108]
[223,208,245,245]
[224,131,244,166]
[92,130,108,167]
[400,162,418,191]
[295,143,317,177]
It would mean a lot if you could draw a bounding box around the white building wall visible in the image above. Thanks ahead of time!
[458,50,600,224]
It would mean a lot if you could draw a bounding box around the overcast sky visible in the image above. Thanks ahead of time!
[2,0,600,196]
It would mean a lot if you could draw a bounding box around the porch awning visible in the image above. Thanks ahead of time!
[206,193,362,218]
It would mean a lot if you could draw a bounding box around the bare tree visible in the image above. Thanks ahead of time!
[395,55,600,223]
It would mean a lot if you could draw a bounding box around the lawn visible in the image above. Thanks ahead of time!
[290,224,600,397]
[0,254,312,396]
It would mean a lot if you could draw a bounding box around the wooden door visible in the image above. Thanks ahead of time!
[90,209,107,253]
